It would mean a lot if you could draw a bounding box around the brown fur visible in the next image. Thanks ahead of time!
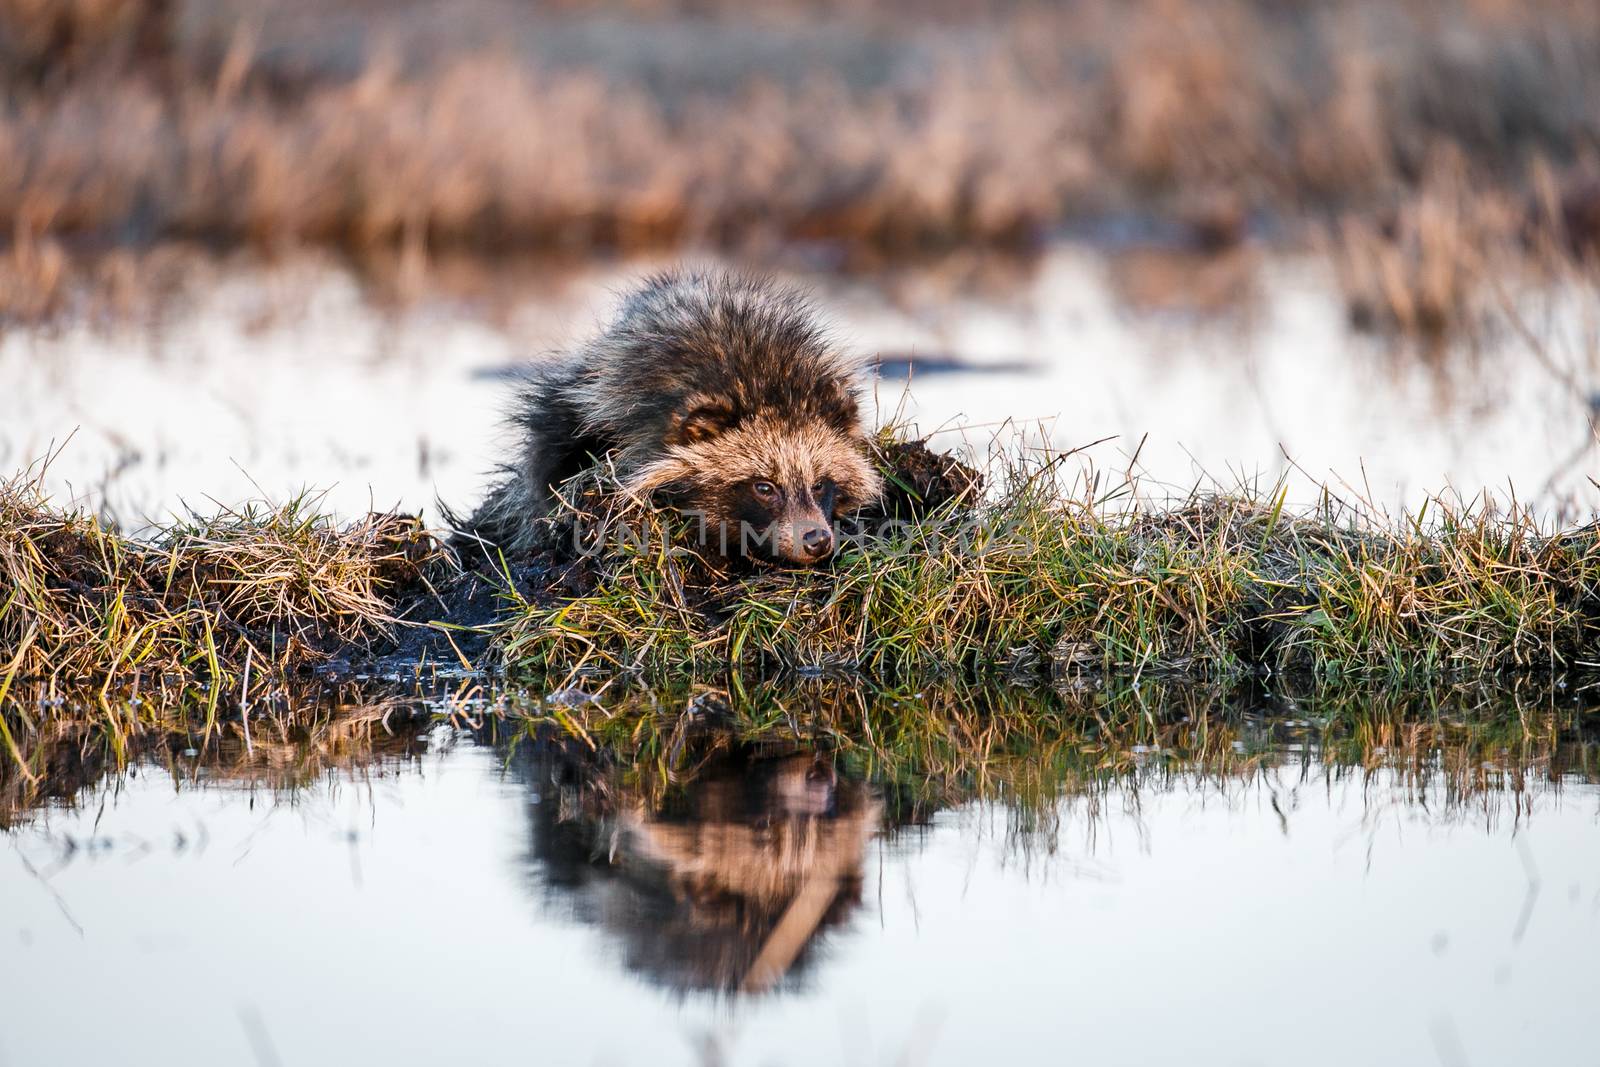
[453,269,881,565]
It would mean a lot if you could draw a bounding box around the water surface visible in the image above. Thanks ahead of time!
[5,245,1596,527]
[3,684,1597,1065]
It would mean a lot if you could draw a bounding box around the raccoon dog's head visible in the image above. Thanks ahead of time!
[629,405,881,566]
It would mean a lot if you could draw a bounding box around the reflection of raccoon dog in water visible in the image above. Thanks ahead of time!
[457,270,882,565]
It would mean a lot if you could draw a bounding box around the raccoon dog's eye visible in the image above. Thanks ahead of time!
[810,479,831,496]
[752,480,779,500]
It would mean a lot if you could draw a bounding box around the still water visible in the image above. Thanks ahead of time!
[2,687,1596,1066]
[4,243,1597,527]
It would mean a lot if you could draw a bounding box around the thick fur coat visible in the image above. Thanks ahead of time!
[457,270,881,564]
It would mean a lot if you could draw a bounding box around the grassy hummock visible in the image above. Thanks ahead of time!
[2,440,1599,695]
[0,465,442,693]
[500,442,1600,683]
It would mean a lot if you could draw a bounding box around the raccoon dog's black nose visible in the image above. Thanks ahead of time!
[801,526,834,559]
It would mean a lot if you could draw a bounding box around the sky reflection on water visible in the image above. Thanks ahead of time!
[5,245,1596,529]
[2,704,1596,1067]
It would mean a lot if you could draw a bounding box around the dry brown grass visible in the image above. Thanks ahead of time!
[1326,149,1600,339]
[1330,150,1524,338]
[0,0,168,82]
[2,0,1599,261]
[0,461,444,689]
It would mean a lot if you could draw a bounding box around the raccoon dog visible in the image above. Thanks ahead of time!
[458,270,881,566]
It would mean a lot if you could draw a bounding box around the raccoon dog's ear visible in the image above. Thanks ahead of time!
[672,403,736,445]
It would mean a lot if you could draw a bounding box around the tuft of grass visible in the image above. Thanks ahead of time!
[0,462,443,689]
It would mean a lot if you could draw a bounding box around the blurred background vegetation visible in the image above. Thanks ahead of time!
[3,0,1598,263]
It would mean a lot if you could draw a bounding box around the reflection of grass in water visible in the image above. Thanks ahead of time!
[0,683,440,828]
[467,676,1600,859]
[6,673,1593,831]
